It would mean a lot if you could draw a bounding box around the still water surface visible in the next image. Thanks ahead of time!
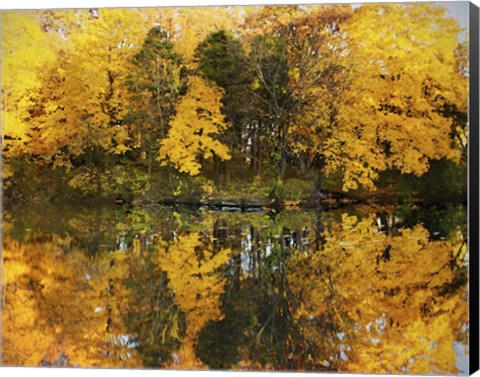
[1,202,469,374]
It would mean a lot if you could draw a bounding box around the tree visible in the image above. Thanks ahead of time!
[195,30,253,180]
[170,6,244,62]
[243,5,353,182]
[323,4,466,191]
[248,34,291,180]
[158,76,231,176]
[7,9,151,195]
[126,26,188,178]
[1,11,58,180]
[2,4,469,201]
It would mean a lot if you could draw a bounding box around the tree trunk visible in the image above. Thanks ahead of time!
[278,155,286,180]
[213,156,229,186]
[222,160,230,186]
[256,128,262,176]
[315,172,322,195]
[213,155,221,185]
[250,124,257,172]
[147,153,153,179]
[277,119,287,181]
[298,152,307,174]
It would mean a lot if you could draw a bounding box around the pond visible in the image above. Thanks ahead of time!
[1,202,469,374]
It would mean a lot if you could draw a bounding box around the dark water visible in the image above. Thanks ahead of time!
[1,202,469,374]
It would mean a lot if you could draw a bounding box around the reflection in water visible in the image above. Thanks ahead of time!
[1,204,468,373]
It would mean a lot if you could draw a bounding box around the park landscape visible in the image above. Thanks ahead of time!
[0,2,471,374]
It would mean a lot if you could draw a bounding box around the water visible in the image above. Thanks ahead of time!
[1,202,469,373]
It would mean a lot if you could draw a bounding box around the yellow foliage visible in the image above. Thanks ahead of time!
[323,3,467,191]
[169,7,244,62]
[159,76,231,175]
[1,11,58,158]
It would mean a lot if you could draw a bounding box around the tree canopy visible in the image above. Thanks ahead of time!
[1,4,468,201]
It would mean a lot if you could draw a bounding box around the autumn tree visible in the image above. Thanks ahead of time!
[158,76,231,177]
[195,30,253,181]
[2,9,153,196]
[243,5,353,183]
[322,4,467,191]
[2,4,469,202]
[248,35,291,180]
[1,11,58,180]
[169,6,245,62]
[126,26,188,178]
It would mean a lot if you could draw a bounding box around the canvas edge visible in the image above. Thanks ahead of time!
[469,1,480,375]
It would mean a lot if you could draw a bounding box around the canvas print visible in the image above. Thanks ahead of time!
[0,1,477,374]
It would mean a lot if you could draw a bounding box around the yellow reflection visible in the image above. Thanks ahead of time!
[288,214,467,374]
[1,214,467,374]
[156,234,231,369]
[2,235,141,367]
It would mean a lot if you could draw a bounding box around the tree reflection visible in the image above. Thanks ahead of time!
[288,214,468,374]
[155,233,231,368]
[1,206,468,373]
[197,214,330,371]
[2,235,142,367]
[122,237,183,368]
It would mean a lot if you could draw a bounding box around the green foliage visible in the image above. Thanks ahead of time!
[126,208,152,233]
[269,178,315,201]
[283,178,315,200]
[395,203,467,241]
[195,30,251,90]
[398,159,467,203]
[108,165,151,198]
[126,26,188,176]
[173,175,215,200]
